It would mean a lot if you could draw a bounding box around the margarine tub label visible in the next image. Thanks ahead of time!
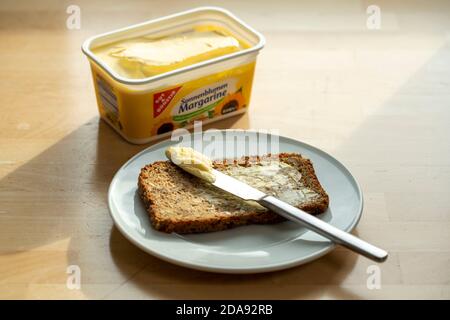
[91,62,254,138]
[82,7,265,143]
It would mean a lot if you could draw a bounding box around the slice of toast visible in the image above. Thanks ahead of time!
[138,153,329,234]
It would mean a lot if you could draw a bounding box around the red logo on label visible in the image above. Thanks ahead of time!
[153,86,181,118]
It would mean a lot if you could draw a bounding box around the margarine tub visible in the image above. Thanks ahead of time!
[82,7,265,144]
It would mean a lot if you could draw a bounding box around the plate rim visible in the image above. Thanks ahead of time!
[108,129,364,273]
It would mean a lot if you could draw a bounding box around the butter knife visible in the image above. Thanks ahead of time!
[211,169,388,262]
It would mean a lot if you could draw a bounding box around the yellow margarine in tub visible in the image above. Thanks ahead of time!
[93,26,246,79]
[82,7,265,143]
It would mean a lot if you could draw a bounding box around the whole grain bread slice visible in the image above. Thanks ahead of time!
[138,153,329,234]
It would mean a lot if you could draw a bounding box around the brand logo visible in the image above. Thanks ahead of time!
[153,86,181,118]
[171,79,236,122]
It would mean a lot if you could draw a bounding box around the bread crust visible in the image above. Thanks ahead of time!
[138,153,329,234]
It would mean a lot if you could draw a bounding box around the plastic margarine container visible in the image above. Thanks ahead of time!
[82,7,265,144]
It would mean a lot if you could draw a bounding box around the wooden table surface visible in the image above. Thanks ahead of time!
[1,0,449,299]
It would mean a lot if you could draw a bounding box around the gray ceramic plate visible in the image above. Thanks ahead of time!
[108,130,363,273]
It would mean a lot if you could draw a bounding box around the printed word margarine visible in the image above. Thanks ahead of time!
[178,83,228,114]
[165,146,216,183]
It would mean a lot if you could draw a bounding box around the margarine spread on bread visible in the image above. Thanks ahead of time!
[223,161,320,205]
[165,146,216,183]
[82,8,264,144]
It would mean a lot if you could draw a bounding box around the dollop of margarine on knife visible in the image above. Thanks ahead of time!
[165,146,216,183]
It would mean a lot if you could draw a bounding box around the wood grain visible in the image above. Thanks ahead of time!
[0,0,449,299]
